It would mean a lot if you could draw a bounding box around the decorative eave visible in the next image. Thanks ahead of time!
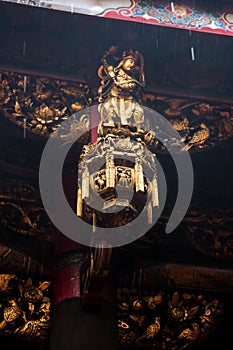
[0,1,233,103]
[1,0,233,36]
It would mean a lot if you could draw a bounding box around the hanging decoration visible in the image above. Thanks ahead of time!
[76,46,159,231]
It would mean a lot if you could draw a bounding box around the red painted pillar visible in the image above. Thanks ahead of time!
[48,105,119,350]
[53,232,85,305]
[53,170,87,305]
[52,102,101,305]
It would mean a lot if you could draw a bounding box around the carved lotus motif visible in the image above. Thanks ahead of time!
[22,286,43,302]
[169,305,188,321]
[0,275,51,340]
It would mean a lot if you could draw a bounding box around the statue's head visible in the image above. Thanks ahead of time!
[121,57,136,72]
[122,49,137,61]
[121,49,138,71]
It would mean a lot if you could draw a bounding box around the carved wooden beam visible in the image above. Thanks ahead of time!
[0,179,54,241]
[117,286,224,349]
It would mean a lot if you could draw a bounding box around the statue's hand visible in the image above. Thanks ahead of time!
[106,65,115,78]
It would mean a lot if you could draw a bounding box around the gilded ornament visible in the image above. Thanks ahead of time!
[117,287,224,348]
[136,317,160,341]
[169,305,188,321]
[0,274,16,293]
[21,285,43,303]
[118,320,129,329]
[3,300,22,322]
[0,275,51,340]
[118,302,129,311]
[129,314,146,326]
[182,123,210,151]
[177,323,200,341]
[131,300,143,311]
[145,296,157,310]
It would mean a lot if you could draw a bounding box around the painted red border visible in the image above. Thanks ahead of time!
[100,1,233,37]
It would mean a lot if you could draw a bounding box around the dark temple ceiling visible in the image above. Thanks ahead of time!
[0,1,233,102]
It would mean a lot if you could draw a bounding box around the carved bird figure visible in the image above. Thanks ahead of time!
[0,274,16,293]
[170,116,189,132]
[182,123,210,151]
[136,317,160,342]
[177,323,200,341]
[3,299,22,323]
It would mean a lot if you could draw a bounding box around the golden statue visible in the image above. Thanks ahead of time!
[97,45,146,131]
[76,45,159,232]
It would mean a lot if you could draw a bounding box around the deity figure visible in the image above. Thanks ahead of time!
[97,45,146,132]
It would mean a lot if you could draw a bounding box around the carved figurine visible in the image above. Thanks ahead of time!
[182,123,210,151]
[97,45,145,131]
[136,317,161,342]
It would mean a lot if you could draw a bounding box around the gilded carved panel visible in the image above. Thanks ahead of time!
[0,274,51,341]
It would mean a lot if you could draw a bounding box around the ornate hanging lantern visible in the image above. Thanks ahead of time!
[76,46,159,229]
